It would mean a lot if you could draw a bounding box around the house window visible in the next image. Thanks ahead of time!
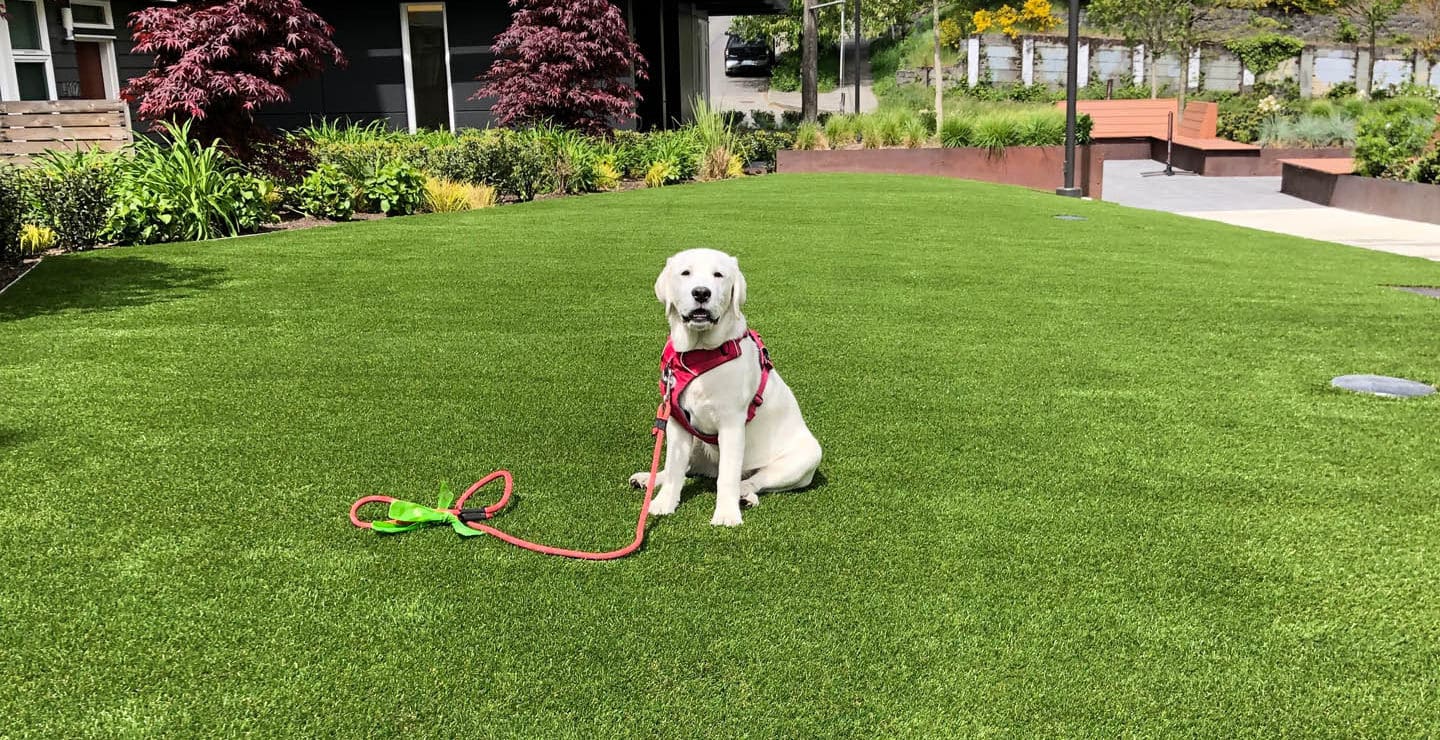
[1,0,58,101]
[400,3,454,133]
[70,1,115,30]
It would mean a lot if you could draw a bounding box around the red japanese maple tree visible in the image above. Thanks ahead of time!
[474,0,648,135]
[123,0,345,151]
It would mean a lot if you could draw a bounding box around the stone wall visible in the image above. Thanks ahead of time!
[901,32,1440,98]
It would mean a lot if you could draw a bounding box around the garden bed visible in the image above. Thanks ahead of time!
[777,145,1106,198]
[1281,158,1440,225]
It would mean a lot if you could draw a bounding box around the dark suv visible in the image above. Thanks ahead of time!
[724,34,775,77]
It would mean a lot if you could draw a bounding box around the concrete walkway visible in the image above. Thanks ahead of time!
[1103,160,1440,261]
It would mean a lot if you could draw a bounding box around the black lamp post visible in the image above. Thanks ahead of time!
[1056,0,1082,198]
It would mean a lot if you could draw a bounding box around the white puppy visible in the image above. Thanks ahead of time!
[629,248,822,526]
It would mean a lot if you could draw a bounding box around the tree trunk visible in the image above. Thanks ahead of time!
[1148,47,1158,98]
[1178,44,1190,110]
[802,0,818,122]
[932,0,943,129]
[1364,27,1378,97]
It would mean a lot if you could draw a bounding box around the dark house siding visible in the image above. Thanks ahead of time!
[26,0,779,133]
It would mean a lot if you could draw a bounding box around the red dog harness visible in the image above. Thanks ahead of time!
[659,329,773,445]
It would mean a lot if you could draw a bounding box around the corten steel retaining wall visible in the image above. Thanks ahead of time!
[1156,142,1354,177]
[777,145,1109,198]
[1282,161,1440,225]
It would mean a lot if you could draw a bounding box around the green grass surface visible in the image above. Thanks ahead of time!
[3,175,1439,736]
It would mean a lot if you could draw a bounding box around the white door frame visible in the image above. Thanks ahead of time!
[399,2,456,133]
[73,35,121,100]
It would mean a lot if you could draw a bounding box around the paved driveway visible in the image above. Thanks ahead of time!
[1103,160,1440,261]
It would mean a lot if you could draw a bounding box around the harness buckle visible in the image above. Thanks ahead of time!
[457,508,492,523]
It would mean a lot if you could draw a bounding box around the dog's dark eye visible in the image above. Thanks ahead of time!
[713,272,723,278]
[680,270,691,276]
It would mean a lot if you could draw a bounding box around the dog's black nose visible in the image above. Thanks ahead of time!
[692,287,712,303]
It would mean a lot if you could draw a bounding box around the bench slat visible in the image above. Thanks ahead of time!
[3,126,133,142]
[0,112,128,128]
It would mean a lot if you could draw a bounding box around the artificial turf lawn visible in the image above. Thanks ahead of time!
[2,174,1438,736]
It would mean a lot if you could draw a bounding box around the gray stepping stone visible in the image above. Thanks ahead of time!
[1331,374,1436,398]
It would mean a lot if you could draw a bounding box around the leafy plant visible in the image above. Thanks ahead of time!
[0,166,25,260]
[24,147,117,250]
[18,224,56,255]
[1354,110,1436,178]
[474,0,648,135]
[645,160,676,188]
[781,110,804,130]
[940,116,977,147]
[538,126,600,194]
[750,110,779,130]
[594,159,622,190]
[295,163,357,220]
[824,114,857,148]
[1407,142,1440,184]
[107,120,278,245]
[123,0,345,154]
[423,178,497,212]
[1326,81,1359,100]
[691,97,742,180]
[1223,33,1305,79]
[361,161,426,215]
[793,122,828,150]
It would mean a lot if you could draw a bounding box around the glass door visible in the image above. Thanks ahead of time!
[401,3,453,132]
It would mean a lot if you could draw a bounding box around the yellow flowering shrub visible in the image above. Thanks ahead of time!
[973,0,1058,39]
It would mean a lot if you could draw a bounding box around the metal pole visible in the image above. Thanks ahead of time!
[853,0,861,114]
[838,2,845,94]
[1056,0,1081,197]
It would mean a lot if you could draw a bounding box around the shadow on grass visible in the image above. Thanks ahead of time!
[0,255,227,321]
[676,469,829,507]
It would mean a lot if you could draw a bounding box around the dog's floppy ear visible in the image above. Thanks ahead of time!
[654,258,673,306]
[730,256,747,311]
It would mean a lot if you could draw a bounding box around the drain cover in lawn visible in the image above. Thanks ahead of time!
[1390,285,1440,299]
[1331,374,1436,398]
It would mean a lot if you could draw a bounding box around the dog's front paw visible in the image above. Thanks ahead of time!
[739,481,759,509]
[649,488,680,516]
[710,507,743,527]
[628,471,655,489]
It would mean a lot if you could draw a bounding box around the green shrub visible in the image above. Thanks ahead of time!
[494,130,555,202]
[425,131,504,185]
[1407,143,1440,184]
[1354,111,1436,179]
[644,129,702,181]
[295,163,357,220]
[721,110,747,129]
[535,126,599,194]
[107,120,277,245]
[736,129,793,166]
[1077,113,1094,144]
[824,114,858,147]
[612,130,650,179]
[940,116,976,147]
[1325,81,1358,100]
[1019,110,1066,146]
[781,110,804,129]
[793,122,827,150]
[750,110,778,130]
[1260,114,1356,148]
[23,147,117,250]
[971,112,1025,153]
[361,160,426,215]
[0,166,25,259]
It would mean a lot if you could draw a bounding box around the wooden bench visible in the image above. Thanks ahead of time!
[1058,98,1256,151]
[0,100,132,166]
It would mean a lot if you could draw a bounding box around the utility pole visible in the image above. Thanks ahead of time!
[802,0,818,122]
[853,0,862,114]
